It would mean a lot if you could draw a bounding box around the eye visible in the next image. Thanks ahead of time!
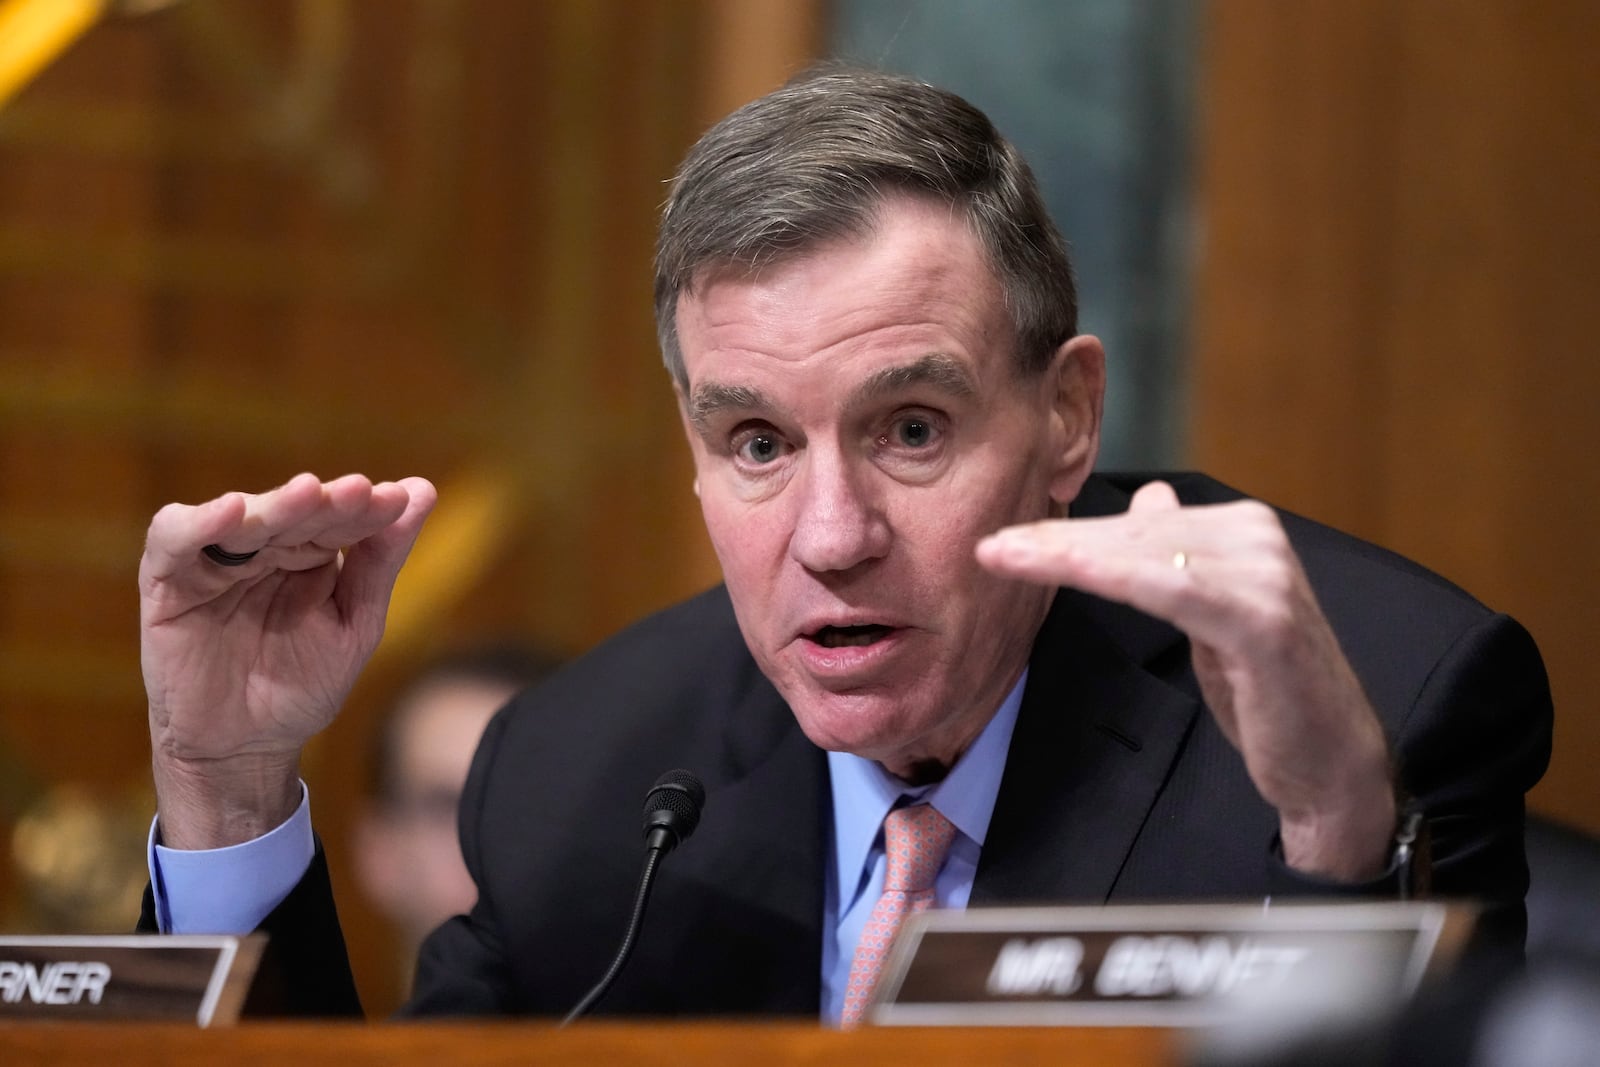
[734,429,789,465]
[881,413,942,450]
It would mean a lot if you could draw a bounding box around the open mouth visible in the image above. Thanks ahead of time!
[809,624,894,648]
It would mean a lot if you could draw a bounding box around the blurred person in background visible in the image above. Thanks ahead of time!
[353,646,558,994]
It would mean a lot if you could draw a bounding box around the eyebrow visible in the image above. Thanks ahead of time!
[852,353,977,406]
[687,353,976,431]
[687,382,769,429]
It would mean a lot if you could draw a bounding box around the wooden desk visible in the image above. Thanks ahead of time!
[0,1021,1175,1066]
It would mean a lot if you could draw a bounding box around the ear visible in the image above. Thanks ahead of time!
[1043,334,1106,507]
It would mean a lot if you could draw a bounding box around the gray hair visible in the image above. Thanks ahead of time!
[653,64,1078,389]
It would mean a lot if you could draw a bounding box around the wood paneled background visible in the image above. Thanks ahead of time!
[0,0,1591,1020]
[1190,2,1598,836]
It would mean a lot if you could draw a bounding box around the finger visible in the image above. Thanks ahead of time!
[977,515,1185,606]
[1126,480,1180,514]
[334,477,438,641]
[302,480,414,554]
[142,493,245,585]
[142,473,339,585]
[142,472,318,579]
[264,474,394,552]
[238,472,334,550]
[977,500,1295,650]
[978,482,1190,585]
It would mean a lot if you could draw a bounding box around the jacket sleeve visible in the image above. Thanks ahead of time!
[398,701,521,1016]
[1267,612,1553,968]
[138,840,364,1018]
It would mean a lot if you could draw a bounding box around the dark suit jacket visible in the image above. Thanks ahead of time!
[153,472,1554,1018]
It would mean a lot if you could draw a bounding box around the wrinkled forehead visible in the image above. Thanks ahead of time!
[672,191,1001,307]
[673,205,882,305]
[671,230,1021,432]
[677,199,1002,347]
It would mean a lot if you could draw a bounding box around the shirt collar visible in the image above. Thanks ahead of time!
[828,669,1028,879]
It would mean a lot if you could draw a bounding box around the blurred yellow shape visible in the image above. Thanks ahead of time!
[0,0,105,109]
[383,467,523,651]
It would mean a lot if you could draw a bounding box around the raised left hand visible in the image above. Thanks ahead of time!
[977,481,1395,880]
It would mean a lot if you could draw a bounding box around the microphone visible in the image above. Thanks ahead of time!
[561,769,706,1025]
[642,769,705,854]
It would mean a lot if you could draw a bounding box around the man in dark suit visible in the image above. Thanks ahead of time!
[138,67,1551,1020]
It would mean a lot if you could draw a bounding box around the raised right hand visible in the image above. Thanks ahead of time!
[140,472,437,848]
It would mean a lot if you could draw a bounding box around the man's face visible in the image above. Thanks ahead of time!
[676,197,1101,779]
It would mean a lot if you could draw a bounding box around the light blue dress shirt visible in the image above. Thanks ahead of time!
[148,782,314,933]
[149,673,1028,1023]
[819,671,1025,1023]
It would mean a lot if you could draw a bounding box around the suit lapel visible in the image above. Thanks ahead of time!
[650,677,829,1014]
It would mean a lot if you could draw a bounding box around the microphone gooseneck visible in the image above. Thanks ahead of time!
[561,769,706,1025]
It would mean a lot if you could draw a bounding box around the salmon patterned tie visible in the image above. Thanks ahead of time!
[840,803,958,1027]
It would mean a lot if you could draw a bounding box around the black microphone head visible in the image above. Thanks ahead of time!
[642,769,705,853]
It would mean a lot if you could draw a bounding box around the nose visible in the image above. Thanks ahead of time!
[787,448,890,574]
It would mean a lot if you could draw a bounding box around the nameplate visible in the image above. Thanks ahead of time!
[868,902,1471,1027]
[0,935,264,1026]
